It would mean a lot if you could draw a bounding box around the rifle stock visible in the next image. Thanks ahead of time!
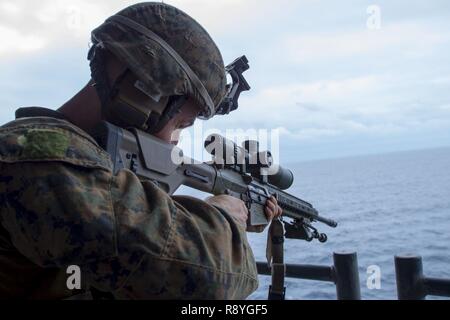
[92,121,337,242]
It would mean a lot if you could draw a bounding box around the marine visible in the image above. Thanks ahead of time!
[0,2,282,299]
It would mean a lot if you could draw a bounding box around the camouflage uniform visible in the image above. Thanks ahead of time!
[0,109,259,299]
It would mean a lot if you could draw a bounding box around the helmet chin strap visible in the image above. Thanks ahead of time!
[145,95,188,134]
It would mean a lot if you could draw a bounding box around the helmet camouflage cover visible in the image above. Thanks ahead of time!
[89,2,227,121]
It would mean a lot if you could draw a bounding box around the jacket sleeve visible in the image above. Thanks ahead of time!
[0,122,258,299]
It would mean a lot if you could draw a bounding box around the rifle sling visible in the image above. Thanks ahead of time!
[266,219,286,300]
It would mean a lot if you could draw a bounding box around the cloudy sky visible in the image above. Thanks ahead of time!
[1,0,450,163]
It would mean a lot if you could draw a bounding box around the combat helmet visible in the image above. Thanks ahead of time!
[87,2,227,133]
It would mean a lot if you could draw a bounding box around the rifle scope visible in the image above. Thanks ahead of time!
[204,134,294,190]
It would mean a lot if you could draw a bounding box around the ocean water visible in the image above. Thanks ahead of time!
[246,147,450,300]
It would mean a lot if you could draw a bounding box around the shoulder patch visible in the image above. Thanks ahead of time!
[0,119,112,171]
[18,129,70,159]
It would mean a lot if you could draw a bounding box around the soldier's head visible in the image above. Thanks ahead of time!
[87,2,227,144]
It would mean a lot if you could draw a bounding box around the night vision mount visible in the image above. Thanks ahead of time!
[216,55,250,115]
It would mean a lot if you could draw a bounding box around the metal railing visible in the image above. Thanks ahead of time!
[256,251,361,300]
[395,255,450,300]
[256,252,450,300]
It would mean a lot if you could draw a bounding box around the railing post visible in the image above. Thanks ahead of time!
[395,255,425,300]
[333,252,361,300]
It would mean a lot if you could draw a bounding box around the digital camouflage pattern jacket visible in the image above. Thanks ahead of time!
[0,108,258,299]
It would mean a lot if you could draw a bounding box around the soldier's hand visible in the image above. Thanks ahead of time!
[247,195,283,233]
[205,195,249,228]
[265,195,283,221]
